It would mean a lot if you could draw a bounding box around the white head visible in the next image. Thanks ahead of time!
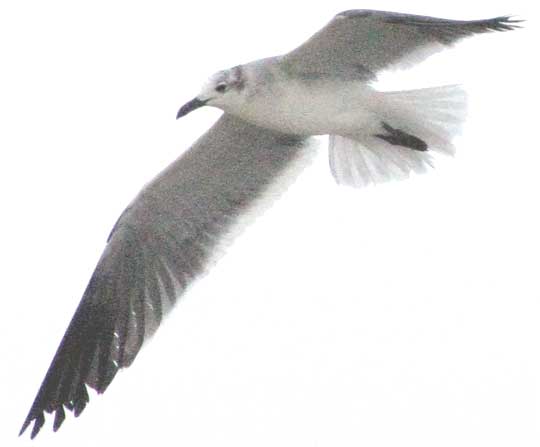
[176,65,247,119]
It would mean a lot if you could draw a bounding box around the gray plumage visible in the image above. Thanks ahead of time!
[283,10,519,80]
[20,9,520,438]
[20,116,307,438]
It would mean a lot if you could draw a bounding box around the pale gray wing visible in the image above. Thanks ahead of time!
[282,9,521,80]
[20,114,307,438]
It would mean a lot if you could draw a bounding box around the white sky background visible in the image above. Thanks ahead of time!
[1,1,539,446]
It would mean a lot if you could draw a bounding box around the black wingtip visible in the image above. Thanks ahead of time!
[53,406,66,432]
[30,413,45,440]
[19,411,44,440]
[19,389,91,438]
[19,419,31,437]
[491,15,525,31]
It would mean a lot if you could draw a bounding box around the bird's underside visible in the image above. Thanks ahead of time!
[20,9,520,439]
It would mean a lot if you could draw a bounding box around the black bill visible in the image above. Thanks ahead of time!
[176,97,208,119]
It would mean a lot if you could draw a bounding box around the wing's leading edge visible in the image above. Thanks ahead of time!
[283,10,521,80]
[20,114,307,438]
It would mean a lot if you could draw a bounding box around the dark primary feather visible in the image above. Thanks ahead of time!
[283,10,522,80]
[20,115,307,438]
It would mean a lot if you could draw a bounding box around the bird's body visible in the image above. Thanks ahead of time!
[232,60,379,136]
[20,9,520,439]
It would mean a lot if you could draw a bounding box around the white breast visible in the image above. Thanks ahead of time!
[236,78,380,137]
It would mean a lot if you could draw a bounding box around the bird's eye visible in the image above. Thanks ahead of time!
[215,83,227,93]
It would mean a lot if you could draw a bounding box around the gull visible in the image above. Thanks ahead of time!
[20,9,520,438]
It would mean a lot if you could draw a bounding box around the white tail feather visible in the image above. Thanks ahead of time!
[329,84,467,188]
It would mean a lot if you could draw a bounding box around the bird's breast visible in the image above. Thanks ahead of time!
[237,80,377,136]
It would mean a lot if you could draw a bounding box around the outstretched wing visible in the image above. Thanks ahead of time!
[20,114,307,438]
[282,10,521,80]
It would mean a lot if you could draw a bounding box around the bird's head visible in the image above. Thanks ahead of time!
[176,65,247,119]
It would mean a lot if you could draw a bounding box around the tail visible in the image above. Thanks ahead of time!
[329,85,467,188]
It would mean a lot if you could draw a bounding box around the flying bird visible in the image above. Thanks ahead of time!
[20,9,520,438]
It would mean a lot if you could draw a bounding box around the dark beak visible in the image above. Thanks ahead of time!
[176,97,208,119]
